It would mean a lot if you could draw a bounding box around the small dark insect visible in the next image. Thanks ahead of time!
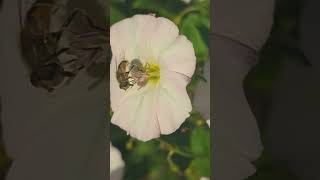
[116,60,134,90]
[116,58,149,91]
[19,0,108,92]
[130,59,149,88]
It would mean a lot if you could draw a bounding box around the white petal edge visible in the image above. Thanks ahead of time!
[110,14,179,64]
[207,119,210,127]
[130,15,179,63]
[111,84,160,141]
[157,69,192,134]
[110,17,137,61]
[159,35,196,78]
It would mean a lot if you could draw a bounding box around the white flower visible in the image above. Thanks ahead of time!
[110,144,124,180]
[110,14,196,141]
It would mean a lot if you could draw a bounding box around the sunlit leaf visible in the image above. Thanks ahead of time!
[186,157,210,178]
[190,127,210,156]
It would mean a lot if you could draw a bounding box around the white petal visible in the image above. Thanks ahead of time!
[131,15,179,63]
[110,17,137,61]
[110,144,124,180]
[159,35,196,78]
[111,84,161,141]
[111,70,192,140]
[157,70,192,134]
[110,14,179,64]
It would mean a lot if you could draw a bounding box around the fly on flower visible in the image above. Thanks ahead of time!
[116,60,133,90]
[129,59,150,88]
[110,14,196,141]
[116,58,150,90]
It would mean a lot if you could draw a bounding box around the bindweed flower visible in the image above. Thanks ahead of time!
[110,144,124,180]
[110,14,196,141]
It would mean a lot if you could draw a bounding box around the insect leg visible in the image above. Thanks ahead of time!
[128,78,136,84]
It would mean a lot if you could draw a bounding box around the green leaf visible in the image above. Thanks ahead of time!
[180,13,209,62]
[196,74,207,83]
[194,0,210,17]
[110,5,127,25]
[190,127,210,156]
[186,157,210,178]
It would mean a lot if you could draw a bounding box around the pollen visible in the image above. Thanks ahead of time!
[146,64,160,84]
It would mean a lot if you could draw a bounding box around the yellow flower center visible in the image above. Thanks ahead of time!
[146,64,160,84]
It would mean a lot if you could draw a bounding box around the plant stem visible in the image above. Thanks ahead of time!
[157,139,193,158]
[174,6,198,26]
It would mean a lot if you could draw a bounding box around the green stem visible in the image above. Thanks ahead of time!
[157,139,193,158]
[174,6,198,26]
[167,150,182,175]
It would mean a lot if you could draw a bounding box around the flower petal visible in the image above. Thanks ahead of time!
[110,14,179,64]
[131,15,179,63]
[193,60,210,120]
[111,84,160,141]
[110,17,137,61]
[157,70,192,134]
[159,35,196,78]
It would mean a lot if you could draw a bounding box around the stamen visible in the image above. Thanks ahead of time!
[146,64,160,84]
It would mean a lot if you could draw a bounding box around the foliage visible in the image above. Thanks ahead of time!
[110,0,210,179]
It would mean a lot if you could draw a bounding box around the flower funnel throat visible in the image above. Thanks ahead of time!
[116,58,160,90]
[145,63,160,85]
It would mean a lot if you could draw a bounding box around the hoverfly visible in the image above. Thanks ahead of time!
[116,60,134,90]
[116,58,149,91]
[130,59,149,88]
[19,0,108,92]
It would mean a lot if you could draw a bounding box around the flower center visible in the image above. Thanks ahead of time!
[146,64,160,84]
